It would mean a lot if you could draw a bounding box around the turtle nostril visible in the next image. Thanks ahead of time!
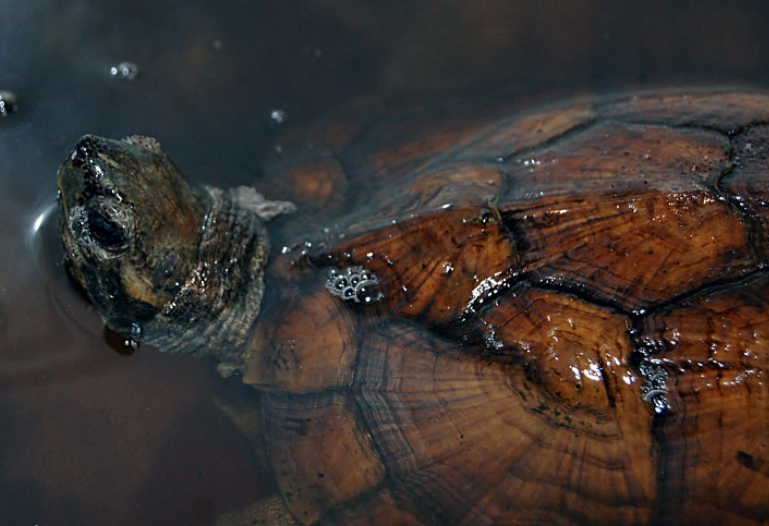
[69,137,96,168]
[75,135,100,151]
[71,135,109,163]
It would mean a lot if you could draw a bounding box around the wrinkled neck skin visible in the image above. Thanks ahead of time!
[141,186,269,377]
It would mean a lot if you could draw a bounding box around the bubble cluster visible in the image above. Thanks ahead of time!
[109,61,139,81]
[639,363,670,415]
[326,266,383,305]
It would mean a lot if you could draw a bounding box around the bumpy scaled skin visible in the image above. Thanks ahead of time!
[59,91,769,526]
[56,135,294,374]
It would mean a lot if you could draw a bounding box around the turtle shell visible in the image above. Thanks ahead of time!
[244,90,769,526]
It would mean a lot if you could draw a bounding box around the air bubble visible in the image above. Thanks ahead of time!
[0,90,18,117]
[270,109,288,125]
[123,323,142,349]
[110,61,139,81]
[644,391,669,415]
[129,322,143,343]
[332,275,348,290]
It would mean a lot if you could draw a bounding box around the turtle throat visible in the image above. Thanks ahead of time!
[139,186,270,377]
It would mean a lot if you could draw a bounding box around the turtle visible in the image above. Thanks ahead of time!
[56,89,769,526]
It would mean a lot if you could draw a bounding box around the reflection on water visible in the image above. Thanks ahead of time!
[3,0,769,524]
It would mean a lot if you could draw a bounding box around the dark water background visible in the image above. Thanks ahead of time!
[3,1,769,524]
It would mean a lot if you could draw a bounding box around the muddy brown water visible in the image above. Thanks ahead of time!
[4,0,769,524]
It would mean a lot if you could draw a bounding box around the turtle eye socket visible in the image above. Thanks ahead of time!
[68,197,134,258]
[87,207,126,248]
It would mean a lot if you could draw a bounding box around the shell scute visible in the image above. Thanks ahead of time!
[722,125,769,262]
[459,103,596,159]
[323,207,518,325]
[245,279,357,392]
[599,91,769,132]
[500,121,729,199]
[263,390,386,525]
[502,188,753,311]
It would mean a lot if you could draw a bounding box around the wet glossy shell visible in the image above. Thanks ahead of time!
[249,91,769,525]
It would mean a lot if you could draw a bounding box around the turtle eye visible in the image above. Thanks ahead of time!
[87,207,126,248]
[68,197,134,257]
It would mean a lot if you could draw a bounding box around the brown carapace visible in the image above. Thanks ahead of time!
[59,90,769,526]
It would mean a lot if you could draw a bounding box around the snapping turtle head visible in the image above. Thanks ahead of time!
[57,135,209,337]
[57,135,289,371]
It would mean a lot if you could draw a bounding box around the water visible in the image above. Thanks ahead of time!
[4,0,769,524]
